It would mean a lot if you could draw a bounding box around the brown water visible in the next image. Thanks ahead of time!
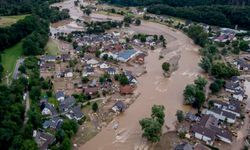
[79,21,202,150]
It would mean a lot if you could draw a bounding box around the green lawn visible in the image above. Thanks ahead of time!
[0,14,29,27]
[1,42,23,78]
[45,38,59,56]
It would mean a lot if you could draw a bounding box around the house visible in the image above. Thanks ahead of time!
[224,81,242,93]
[40,102,57,116]
[59,96,76,112]
[135,53,146,64]
[203,108,236,123]
[120,85,134,94]
[185,112,200,122]
[99,63,109,69]
[191,124,215,145]
[191,115,233,144]
[42,117,63,130]
[234,59,250,71]
[41,55,57,62]
[112,101,126,113]
[174,142,193,150]
[63,69,73,78]
[56,90,65,101]
[106,67,117,75]
[33,130,55,150]
[86,58,99,67]
[82,66,94,77]
[66,106,84,121]
[213,100,241,117]
[117,49,140,62]
[40,62,55,72]
[233,90,245,101]
[60,54,71,62]
[193,143,210,150]
[83,87,99,96]
[124,71,138,84]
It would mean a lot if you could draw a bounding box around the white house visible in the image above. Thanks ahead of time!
[203,108,236,124]
[99,63,109,69]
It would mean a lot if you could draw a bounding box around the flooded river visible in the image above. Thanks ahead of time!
[50,1,202,149]
[80,21,201,149]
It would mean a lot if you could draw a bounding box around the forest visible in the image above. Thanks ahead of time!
[100,0,250,29]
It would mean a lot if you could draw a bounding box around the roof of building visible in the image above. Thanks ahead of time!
[191,124,216,141]
[56,91,64,99]
[59,96,76,112]
[117,49,137,60]
[34,130,55,150]
[175,142,193,150]
[113,101,126,111]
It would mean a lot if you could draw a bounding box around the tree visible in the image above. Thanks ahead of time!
[162,62,170,72]
[95,50,101,58]
[151,105,165,125]
[60,137,71,150]
[92,102,98,112]
[21,139,38,150]
[83,8,92,16]
[123,15,132,24]
[209,82,220,93]
[186,25,208,47]
[0,64,4,80]
[82,77,89,83]
[119,74,129,85]
[135,18,141,26]
[139,105,165,142]
[239,40,249,51]
[199,56,212,73]
[211,62,239,79]
[61,119,78,138]
[176,110,184,123]
[192,90,205,110]
[183,84,197,104]
[139,118,162,142]
[194,76,207,90]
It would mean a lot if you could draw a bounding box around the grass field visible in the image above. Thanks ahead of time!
[1,42,23,78]
[45,38,59,56]
[0,14,29,27]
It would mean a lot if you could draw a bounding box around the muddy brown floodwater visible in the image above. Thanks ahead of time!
[79,20,202,150]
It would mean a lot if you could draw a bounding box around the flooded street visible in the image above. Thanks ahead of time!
[80,21,201,149]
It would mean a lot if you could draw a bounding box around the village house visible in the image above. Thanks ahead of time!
[56,90,65,101]
[224,81,243,94]
[191,115,233,145]
[83,86,99,96]
[60,53,71,62]
[86,58,99,67]
[117,49,141,62]
[234,58,250,71]
[40,102,57,116]
[42,117,63,130]
[66,106,84,121]
[112,101,126,113]
[124,71,138,84]
[203,107,236,124]
[40,62,55,72]
[99,62,109,69]
[59,96,76,112]
[120,85,135,95]
[41,55,57,62]
[106,67,117,75]
[33,130,55,150]
[185,112,200,122]
[134,53,146,64]
[174,142,193,150]
[213,99,241,117]
[63,69,73,78]
[82,66,95,77]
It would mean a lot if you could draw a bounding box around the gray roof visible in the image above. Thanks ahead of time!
[175,142,193,150]
[68,106,84,120]
[59,96,76,112]
[225,82,240,90]
[191,124,216,141]
[56,91,64,99]
[113,101,126,111]
[43,117,63,129]
[34,131,55,150]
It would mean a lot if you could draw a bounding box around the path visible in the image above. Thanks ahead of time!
[13,58,24,80]
[24,92,30,124]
